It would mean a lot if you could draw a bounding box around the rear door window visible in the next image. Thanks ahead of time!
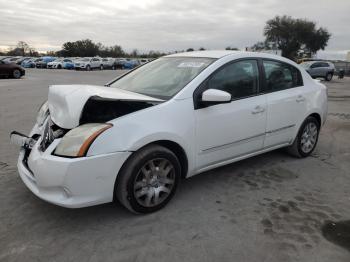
[262,60,303,92]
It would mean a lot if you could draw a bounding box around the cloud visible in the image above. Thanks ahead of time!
[0,0,349,52]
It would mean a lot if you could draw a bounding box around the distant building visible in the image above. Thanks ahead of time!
[316,50,350,61]
[260,49,282,56]
[247,47,282,56]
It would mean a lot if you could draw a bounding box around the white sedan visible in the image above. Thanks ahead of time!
[47,59,74,69]
[10,51,327,213]
[74,57,103,70]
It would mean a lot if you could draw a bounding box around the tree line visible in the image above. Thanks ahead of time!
[0,15,331,61]
[251,15,330,59]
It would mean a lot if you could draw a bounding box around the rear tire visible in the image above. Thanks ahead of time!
[100,65,104,70]
[116,145,181,214]
[287,116,320,158]
[325,73,333,81]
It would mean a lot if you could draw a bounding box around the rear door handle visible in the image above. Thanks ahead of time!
[252,105,265,114]
[296,95,306,102]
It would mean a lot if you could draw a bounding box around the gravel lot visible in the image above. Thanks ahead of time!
[1,69,350,262]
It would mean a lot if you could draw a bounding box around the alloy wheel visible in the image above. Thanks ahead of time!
[133,158,175,207]
[300,122,318,153]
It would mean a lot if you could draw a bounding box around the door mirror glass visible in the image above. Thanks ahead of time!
[201,89,231,104]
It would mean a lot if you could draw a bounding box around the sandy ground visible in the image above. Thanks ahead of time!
[0,69,349,262]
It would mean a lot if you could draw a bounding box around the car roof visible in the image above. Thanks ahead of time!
[165,50,293,64]
[166,50,238,58]
[166,50,302,68]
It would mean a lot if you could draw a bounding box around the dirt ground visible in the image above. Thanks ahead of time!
[0,69,349,262]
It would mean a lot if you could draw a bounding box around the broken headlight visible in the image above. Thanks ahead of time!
[54,123,112,157]
[36,101,49,127]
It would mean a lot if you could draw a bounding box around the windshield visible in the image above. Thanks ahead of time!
[110,57,214,99]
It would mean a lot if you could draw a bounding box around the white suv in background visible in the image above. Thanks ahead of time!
[11,51,327,214]
[101,58,116,70]
[74,57,103,71]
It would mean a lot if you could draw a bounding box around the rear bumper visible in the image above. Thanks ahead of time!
[16,138,131,208]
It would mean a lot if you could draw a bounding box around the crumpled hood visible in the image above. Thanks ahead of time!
[48,84,163,129]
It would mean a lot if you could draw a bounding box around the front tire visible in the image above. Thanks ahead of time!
[287,116,320,158]
[86,65,91,71]
[12,69,21,79]
[100,65,104,70]
[116,145,181,214]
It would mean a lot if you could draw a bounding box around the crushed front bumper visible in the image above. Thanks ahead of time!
[11,131,131,208]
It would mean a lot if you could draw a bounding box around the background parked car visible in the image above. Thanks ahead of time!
[139,58,149,65]
[122,59,140,69]
[2,56,22,64]
[0,60,25,78]
[115,58,127,69]
[300,61,335,81]
[74,57,103,71]
[101,58,117,70]
[16,57,31,65]
[47,58,75,69]
[36,56,56,68]
[22,58,41,68]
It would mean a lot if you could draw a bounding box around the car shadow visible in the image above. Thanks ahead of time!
[25,148,295,221]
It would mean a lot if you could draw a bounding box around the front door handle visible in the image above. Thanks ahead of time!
[296,95,306,102]
[252,105,265,114]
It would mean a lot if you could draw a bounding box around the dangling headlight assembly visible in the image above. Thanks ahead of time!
[54,123,112,157]
[36,101,49,126]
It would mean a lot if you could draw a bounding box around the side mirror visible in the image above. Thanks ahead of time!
[200,89,231,107]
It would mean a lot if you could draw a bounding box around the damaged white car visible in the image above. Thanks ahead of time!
[10,51,328,213]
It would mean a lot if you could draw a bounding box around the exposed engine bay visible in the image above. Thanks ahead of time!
[79,96,159,125]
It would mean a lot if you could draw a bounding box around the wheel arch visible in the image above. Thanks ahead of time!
[149,140,189,179]
[118,139,189,179]
[291,112,322,144]
[309,112,321,127]
[113,139,189,203]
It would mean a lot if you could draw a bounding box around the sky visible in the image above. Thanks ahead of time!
[0,0,349,54]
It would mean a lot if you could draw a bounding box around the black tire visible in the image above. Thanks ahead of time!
[112,65,116,70]
[86,65,91,71]
[325,72,333,81]
[12,69,21,79]
[100,65,104,70]
[287,116,320,158]
[57,65,62,69]
[116,145,181,214]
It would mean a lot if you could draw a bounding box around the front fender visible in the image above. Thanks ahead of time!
[86,98,196,173]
